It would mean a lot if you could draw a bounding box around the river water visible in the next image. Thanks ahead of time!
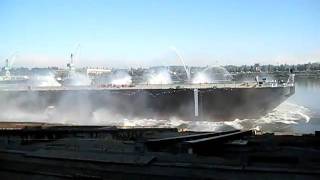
[285,78,320,134]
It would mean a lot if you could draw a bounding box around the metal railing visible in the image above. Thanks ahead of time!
[0,80,294,91]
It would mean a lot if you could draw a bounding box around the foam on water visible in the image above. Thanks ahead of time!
[260,102,310,123]
[236,102,312,133]
[88,102,312,133]
[0,99,313,133]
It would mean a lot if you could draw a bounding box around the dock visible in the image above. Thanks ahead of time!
[0,123,319,179]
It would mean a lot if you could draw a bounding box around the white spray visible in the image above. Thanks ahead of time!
[110,71,132,85]
[170,47,191,82]
[192,66,233,84]
[31,73,61,87]
[148,69,172,84]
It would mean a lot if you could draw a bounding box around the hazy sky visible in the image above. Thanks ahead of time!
[0,0,319,68]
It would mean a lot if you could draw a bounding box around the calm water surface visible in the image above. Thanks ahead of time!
[290,78,320,112]
[286,78,320,134]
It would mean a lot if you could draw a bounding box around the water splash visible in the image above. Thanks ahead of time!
[147,69,172,84]
[111,76,132,85]
[192,66,233,83]
[87,102,311,133]
[192,72,211,84]
[110,72,132,85]
[234,102,312,133]
[31,74,61,87]
[255,102,311,124]
[170,47,191,81]
[67,72,91,86]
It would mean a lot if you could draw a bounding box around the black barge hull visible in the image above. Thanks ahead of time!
[0,86,295,121]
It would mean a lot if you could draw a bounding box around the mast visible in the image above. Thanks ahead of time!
[67,44,80,75]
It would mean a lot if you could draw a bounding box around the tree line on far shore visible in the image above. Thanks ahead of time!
[224,62,320,73]
[1,62,320,75]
